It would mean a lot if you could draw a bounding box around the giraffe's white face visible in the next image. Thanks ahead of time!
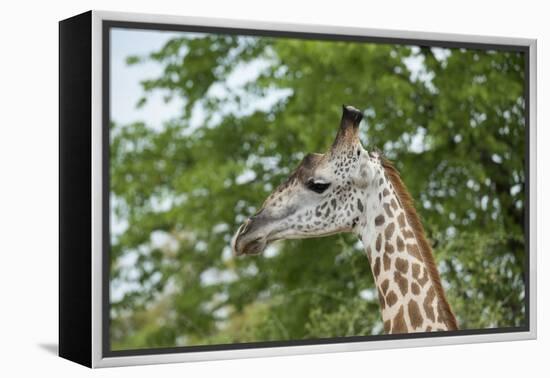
[232,105,375,256]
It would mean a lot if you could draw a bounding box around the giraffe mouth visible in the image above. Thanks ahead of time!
[231,221,270,256]
[240,237,267,256]
[232,235,268,256]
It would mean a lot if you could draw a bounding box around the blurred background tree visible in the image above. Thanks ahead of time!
[109,30,526,350]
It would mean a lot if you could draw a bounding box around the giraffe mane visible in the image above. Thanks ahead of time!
[381,157,459,331]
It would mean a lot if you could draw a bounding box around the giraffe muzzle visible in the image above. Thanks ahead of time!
[231,216,269,256]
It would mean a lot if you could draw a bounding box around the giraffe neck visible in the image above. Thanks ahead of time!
[357,157,457,333]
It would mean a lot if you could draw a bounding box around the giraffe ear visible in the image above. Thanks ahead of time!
[332,105,363,149]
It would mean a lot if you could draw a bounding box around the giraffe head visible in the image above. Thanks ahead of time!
[232,105,376,256]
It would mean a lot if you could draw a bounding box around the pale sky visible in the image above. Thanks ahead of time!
[110,28,187,130]
[110,28,291,132]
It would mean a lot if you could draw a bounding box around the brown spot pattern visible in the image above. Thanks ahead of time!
[384,222,395,239]
[373,257,381,278]
[402,229,415,239]
[407,243,423,262]
[411,282,420,295]
[384,320,391,333]
[385,241,395,254]
[408,300,423,329]
[376,234,382,252]
[394,271,408,296]
[375,214,385,226]
[383,188,390,197]
[395,257,409,274]
[412,263,421,279]
[383,253,391,271]
[391,306,407,333]
[386,290,398,307]
[383,203,393,218]
[380,157,458,331]
[423,286,436,322]
[381,279,389,295]
[417,269,429,286]
[397,213,406,228]
[390,198,398,210]
[396,236,404,252]
[357,198,364,213]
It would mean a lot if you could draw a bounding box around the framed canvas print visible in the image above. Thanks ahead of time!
[59,10,537,368]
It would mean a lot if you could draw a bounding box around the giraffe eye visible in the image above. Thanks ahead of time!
[306,179,331,194]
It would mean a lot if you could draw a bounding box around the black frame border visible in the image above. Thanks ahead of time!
[59,11,93,367]
[101,19,531,358]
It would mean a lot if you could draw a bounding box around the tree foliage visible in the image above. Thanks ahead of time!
[109,32,526,350]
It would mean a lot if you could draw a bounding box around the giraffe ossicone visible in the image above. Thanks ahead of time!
[231,105,458,334]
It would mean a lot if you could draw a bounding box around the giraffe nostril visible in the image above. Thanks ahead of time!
[240,219,252,235]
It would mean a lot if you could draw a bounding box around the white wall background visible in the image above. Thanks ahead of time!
[0,0,546,376]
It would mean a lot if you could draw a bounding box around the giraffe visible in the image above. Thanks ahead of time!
[231,105,458,334]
